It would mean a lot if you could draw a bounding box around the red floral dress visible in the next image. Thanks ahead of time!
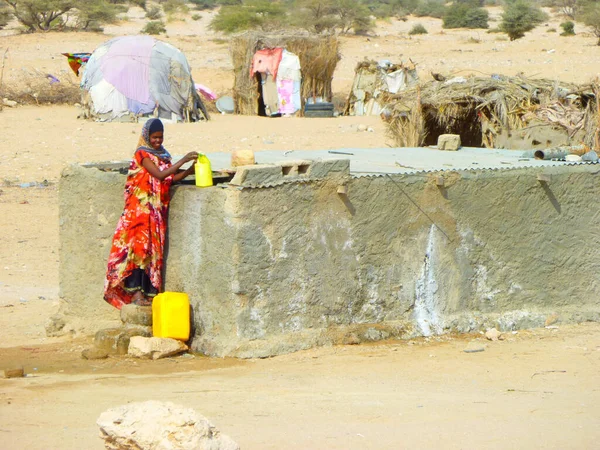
[104,149,173,309]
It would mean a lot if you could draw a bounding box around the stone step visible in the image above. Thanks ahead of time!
[93,326,153,356]
[120,304,153,326]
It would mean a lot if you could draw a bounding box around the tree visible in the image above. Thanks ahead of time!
[558,0,578,19]
[3,0,75,31]
[499,0,547,41]
[580,1,600,45]
[331,0,373,34]
[443,1,489,29]
[210,0,286,33]
[0,4,11,29]
[2,0,119,32]
[74,0,119,31]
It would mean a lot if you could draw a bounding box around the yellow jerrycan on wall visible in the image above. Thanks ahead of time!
[195,153,213,187]
[152,292,190,341]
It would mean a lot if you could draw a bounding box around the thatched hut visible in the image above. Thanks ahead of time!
[343,59,418,116]
[230,32,340,116]
[384,75,599,150]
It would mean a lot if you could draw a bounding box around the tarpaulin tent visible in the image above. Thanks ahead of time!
[80,35,208,122]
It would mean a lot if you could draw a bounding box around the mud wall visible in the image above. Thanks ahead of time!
[59,162,600,357]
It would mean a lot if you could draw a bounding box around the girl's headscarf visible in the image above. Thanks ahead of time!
[136,118,172,162]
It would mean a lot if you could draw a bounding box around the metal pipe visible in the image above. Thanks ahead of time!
[533,149,568,160]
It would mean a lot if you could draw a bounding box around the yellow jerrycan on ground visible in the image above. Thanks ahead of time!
[152,292,190,341]
[195,153,213,187]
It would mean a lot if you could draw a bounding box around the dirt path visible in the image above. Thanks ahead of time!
[1,323,599,449]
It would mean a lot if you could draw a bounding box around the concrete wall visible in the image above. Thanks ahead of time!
[59,162,600,357]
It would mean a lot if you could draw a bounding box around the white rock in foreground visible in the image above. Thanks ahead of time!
[128,336,188,359]
[97,400,240,450]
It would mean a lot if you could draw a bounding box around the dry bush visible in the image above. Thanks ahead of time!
[1,72,80,105]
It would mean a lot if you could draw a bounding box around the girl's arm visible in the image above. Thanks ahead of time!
[173,164,196,182]
[141,152,198,181]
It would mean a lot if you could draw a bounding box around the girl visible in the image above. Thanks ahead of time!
[104,118,198,308]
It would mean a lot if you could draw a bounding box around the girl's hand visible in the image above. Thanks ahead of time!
[184,151,199,162]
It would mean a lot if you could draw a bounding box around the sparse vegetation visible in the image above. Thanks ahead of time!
[408,23,428,34]
[145,4,162,19]
[141,19,166,34]
[191,13,201,20]
[580,0,600,45]
[560,20,575,35]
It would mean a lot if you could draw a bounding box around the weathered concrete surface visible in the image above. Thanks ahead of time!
[58,163,127,324]
[60,161,600,357]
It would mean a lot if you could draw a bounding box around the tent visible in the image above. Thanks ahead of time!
[80,36,208,122]
[344,59,418,116]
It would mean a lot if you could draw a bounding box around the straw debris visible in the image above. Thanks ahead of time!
[230,32,340,115]
[384,75,598,149]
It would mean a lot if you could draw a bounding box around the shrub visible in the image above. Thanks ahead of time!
[189,0,218,9]
[145,5,163,19]
[443,3,489,29]
[162,0,188,15]
[414,0,445,19]
[129,0,147,7]
[0,6,11,29]
[141,19,166,34]
[560,20,575,35]
[499,0,547,41]
[408,23,428,34]
[546,27,556,32]
[191,13,202,20]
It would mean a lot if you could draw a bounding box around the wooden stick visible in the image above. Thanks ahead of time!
[0,48,9,112]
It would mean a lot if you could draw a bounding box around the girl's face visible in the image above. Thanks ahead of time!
[149,131,164,150]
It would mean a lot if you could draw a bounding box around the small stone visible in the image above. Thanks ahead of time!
[485,328,503,341]
[545,314,559,327]
[463,341,485,353]
[45,314,66,337]
[120,304,152,326]
[565,154,582,162]
[367,127,374,132]
[2,98,17,108]
[4,367,25,378]
[437,134,461,151]
[128,336,188,360]
[81,347,109,360]
[342,333,360,345]
[357,124,368,132]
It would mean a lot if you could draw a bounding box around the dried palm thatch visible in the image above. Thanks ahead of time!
[230,32,340,115]
[384,75,598,150]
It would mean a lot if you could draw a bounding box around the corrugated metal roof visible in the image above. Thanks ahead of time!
[201,147,597,177]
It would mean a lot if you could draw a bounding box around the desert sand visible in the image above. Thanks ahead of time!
[1,6,600,450]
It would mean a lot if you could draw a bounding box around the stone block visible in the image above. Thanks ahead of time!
[230,164,282,187]
[307,159,350,179]
[120,304,152,326]
[437,134,461,151]
[81,347,109,360]
[128,336,188,360]
[94,327,151,355]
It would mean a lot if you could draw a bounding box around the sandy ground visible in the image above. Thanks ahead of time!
[1,5,600,449]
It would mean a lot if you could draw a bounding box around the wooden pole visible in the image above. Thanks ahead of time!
[0,48,9,112]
